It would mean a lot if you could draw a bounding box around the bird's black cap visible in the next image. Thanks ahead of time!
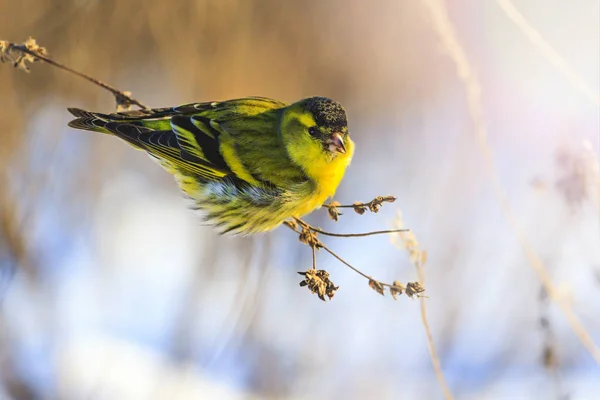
[303,97,347,131]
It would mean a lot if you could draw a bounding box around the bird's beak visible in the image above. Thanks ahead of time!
[327,132,346,154]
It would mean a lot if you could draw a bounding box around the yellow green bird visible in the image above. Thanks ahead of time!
[67,96,354,234]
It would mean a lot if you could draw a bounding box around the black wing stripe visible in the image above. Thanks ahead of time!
[190,116,217,139]
[104,121,228,179]
[105,122,150,148]
[171,115,229,171]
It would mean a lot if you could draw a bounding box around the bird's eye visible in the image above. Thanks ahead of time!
[308,127,320,138]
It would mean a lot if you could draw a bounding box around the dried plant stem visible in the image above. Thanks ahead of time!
[286,222,369,280]
[422,0,600,363]
[416,264,454,400]
[5,42,148,109]
[312,227,409,238]
[294,217,409,238]
[285,220,415,295]
[392,214,453,400]
[321,240,378,281]
[497,0,600,108]
[325,196,397,209]
[324,196,397,220]
[538,287,569,399]
[319,240,418,294]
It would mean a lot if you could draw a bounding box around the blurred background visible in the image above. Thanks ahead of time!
[1,0,599,399]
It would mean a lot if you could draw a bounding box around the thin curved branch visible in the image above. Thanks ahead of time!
[1,39,148,109]
[497,0,600,107]
[293,217,409,238]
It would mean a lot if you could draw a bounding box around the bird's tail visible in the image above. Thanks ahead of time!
[67,108,112,134]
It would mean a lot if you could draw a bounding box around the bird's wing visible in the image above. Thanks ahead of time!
[68,97,287,183]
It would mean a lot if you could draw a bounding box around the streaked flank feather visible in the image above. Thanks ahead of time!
[67,96,354,234]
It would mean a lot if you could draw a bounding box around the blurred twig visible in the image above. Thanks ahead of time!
[421,0,600,364]
[538,287,570,400]
[392,212,454,400]
[0,37,148,110]
[0,199,27,273]
[582,141,600,206]
[0,188,37,285]
[497,0,600,108]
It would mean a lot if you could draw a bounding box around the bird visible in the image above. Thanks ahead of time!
[67,96,354,235]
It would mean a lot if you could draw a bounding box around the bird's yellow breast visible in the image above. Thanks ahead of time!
[289,137,355,218]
